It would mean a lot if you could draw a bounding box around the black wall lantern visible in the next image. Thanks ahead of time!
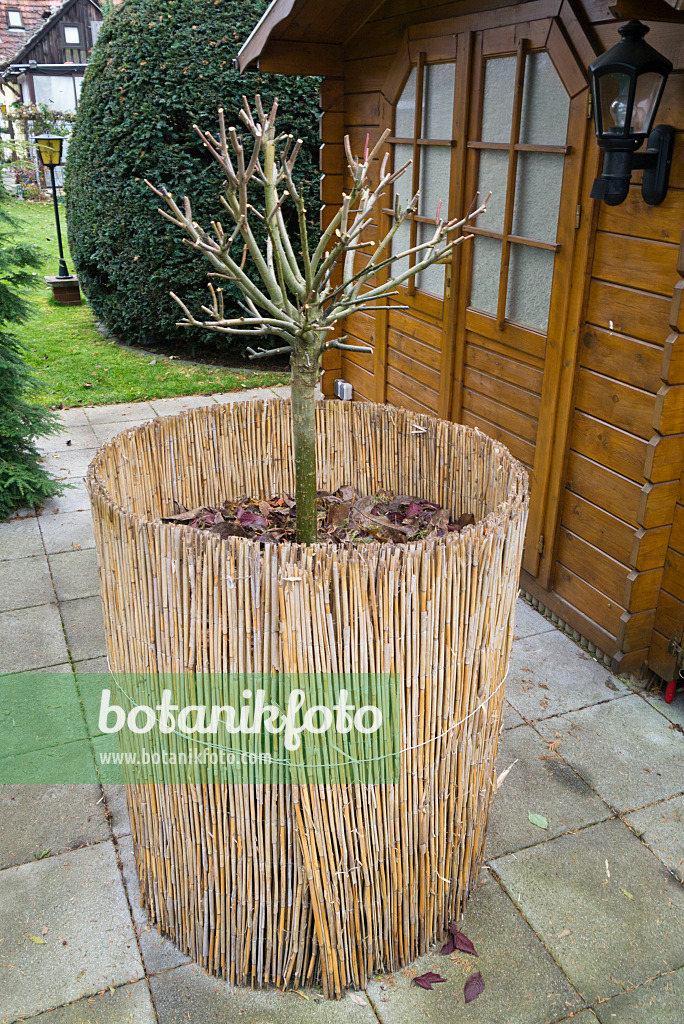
[589,20,674,206]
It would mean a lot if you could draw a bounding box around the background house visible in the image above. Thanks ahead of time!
[1,0,103,186]
[240,0,684,686]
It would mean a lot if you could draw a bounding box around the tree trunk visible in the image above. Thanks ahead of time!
[290,345,319,545]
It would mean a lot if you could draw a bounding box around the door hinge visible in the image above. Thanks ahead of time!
[575,204,581,230]
[538,534,544,556]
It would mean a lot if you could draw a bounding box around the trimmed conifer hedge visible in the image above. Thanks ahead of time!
[66,0,320,350]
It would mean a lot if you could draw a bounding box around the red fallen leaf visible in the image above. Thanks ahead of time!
[448,925,479,957]
[237,507,267,528]
[464,971,485,1004]
[413,972,447,990]
[405,500,424,518]
[440,934,455,955]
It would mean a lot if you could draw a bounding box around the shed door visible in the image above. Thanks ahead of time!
[453,27,589,578]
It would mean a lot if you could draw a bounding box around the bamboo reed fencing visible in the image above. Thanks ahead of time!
[87,398,528,998]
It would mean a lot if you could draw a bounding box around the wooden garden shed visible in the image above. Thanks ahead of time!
[239,0,684,685]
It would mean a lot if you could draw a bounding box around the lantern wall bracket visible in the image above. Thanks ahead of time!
[591,123,674,206]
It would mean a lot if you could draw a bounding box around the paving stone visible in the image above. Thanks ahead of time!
[593,967,684,1023]
[502,699,525,729]
[44,447,99,481]
[561,1014,599,1023]
[365,873,583,1024]
[74,657,109,736]
[643,690,684,729]
[56,408,91,428]
[61,596,107,662]
[38,481,92,516]
[102,784,131,837]
[212,386,287,405]
[25,980,156,1023]
[150,963,381,1023]
[49,548,101,602]
[85,401,156,425]
[91,419,159,445]
[37,425,98,453]
[118,834,191,974]
[0,738,98,785]
[0,667,85,758]
[0,841,143,1022]
[624,795,684,882]
[514,599,556,640]
[0,784,109,869]
[40,510,96,554]
[492,818,684,1004]
[486,725,611,859]
[0,517,44,561]
[0,554,55,611]
[535,695,684,812]
[0,604,69,672]
[148,394,217,416]
[506,631,629,721]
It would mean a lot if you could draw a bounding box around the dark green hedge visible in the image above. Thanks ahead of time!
[66,0,320,350]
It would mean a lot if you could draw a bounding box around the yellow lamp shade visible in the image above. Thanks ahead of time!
[34,134,65,168]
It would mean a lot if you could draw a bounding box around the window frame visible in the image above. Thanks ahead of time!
[7,9,24,28]
[63,23,81,46]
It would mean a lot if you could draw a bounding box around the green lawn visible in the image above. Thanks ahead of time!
[12,200,289,408]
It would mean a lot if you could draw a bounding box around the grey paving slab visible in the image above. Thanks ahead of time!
[212,386,290,405]
[0,516,44,561]
[560,1014,599,1024]
[56,407,91,428]
[49,548,101,602]
[26,980,156,1023]
[535,694,684,812]
[0,784,109,869]
[506,631,629,721]
[74,656,109,736]
[625,795,684,882]
[61,596,107,662]
[85,401,156,425]
[502,699,525,730]
[0,603,69,672]
[643,690,684,729]
[37,425,98,453]
[102,783,131,837]
[486,725,611,859]
[44,447,99,480]
[40,510,96,554]
[91,418,159,445]
[0,738,98,785]
[514,599,556,640]
[148,394,217,416]
[0,553,55,611]
[366,873,583,1024]
[0,841,143,1022]
[593,967,684,1023]
[150,963,382,1023]
[492,818,684,1004]
[118,834,191,974]
[0,666,85,758]
[38,481,91,516]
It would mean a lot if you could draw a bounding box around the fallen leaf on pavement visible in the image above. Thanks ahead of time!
[557,928,572,938]
[29,935,46,945]
[413,972,447,990]
[464,971,485,1004]
[349,993,367,1006]
[621,889,634,900]
[528,812,548,830]
[496,759,518,789]
[449,925,478,957]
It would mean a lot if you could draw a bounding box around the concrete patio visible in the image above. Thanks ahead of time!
[1,389,683,1023]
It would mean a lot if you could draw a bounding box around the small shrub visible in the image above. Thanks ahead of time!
[66,0,321,352]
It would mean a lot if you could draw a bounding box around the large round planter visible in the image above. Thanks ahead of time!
[87,398,528,997]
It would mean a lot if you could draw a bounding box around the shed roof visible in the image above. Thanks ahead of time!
[1,0,101,71]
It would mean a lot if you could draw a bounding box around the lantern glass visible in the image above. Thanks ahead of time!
[632,72,666,135]
[598,72,632,134]
[35,135,64,167]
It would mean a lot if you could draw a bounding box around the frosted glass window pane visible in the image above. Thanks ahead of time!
[476,150,508,233]
[419,146,450,219]
[512,152,564,242]
[470,236,501,315]
[395,68,417,137]
[64,25,80,44]
[392,218,412,284]
[423,63,455,139]
[417,223,445,297]
[393,143,414,212]
[506,245,554,332]
[33,75,77,111]
[480,57,516,142]
[520,52,570,146]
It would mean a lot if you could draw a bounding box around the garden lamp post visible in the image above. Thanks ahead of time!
[589,20,673,206]
[34,134,70,278]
